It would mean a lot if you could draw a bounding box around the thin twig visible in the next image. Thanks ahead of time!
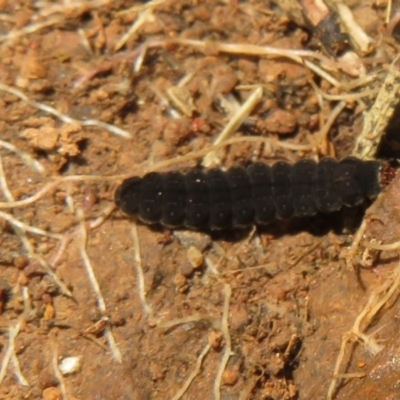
[0,83,132,139]
[78,208,122,362]
[131,223,153,317]
[0,139,45,174]
[0,314,27,385]
[202,86,263,167]
[50,333,69,400]
[213,283,232,400]
[171,342,212,400]
[0,210,63,239]
[0,15,62,43]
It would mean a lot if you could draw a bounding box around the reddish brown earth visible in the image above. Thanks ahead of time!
[1,1,400,400]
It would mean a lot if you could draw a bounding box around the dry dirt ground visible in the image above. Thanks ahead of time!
[2,1,400,400]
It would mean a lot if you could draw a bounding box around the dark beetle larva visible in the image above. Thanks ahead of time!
[115,157,393,231]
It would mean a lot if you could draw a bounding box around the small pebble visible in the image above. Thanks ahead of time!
[208,330,223,349]
[44,303,55,320]
[42,386,61,400]
[18,272,29,286]
[187,246,204,269]
[42,293,53,304]
[222,369,239,386]
[173,273,188,293]
[13,255,29,269]
[59,356,82,376]
[180,262,194,277]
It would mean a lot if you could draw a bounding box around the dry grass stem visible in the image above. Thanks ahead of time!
[11,350,29,386]
[364,241,400,251]
[0,139,45,174]
[78,208,122,362]
[87,204,116,230]
[0,313,26,384]
[335,3,374,53]
[0,16,62,43]
[213,283,232,400]
[157,315,220,330]
[149,82,181,119]
[134,41,148,73]
[171,342,212,400]
[303,59,342,87]
[167,86,196,117]
[0,174,125,210]
[173,38,336,68]
[114,8,154,51]
[77,28,93,53]
[116,0,168,16]
[202,86,263,167]
[0,83,132,139]
[0,155,14,201]
[50,334,69,400]
[34,254,73,297]
[386,0,393,23]
[219,263,277,276]
[35,0,112,17]
[343,218,368,269]
[309,78,379,101]
[317,100,347,148]
[131,224,153,317]
[0,210,63,239]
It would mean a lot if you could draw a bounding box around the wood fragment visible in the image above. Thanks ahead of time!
[352,55,400,159]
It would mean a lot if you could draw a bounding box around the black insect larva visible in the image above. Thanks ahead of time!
[115,157,394,231]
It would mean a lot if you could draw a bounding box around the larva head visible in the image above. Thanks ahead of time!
[114,177,142,216]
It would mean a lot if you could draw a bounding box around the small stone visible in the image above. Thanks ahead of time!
[222,369,239,385]
[42,293,52,304]
[13,255,29,269]
[44,304,55,320]
[18,272,29,286]
[180,262,194,277]
[42,386,61,400]
[208,331,223,349]
[187,246,204,269]
[173,273,188,293]
[174,231,212,251]
[59,356,82,376]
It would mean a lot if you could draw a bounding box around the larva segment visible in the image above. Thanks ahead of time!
[208,169,232,230]
[313,158,342,213]
[291,159,318,217]
[161,172,186,228]
[184,170,209,230]
[272,161,294,219]
[247,163,275,225]
[226,166,254,227]
[139,172,164,224]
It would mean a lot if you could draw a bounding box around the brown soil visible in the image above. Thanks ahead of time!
[1,1,400,400]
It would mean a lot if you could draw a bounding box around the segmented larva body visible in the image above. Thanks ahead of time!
[115,157,392,231]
